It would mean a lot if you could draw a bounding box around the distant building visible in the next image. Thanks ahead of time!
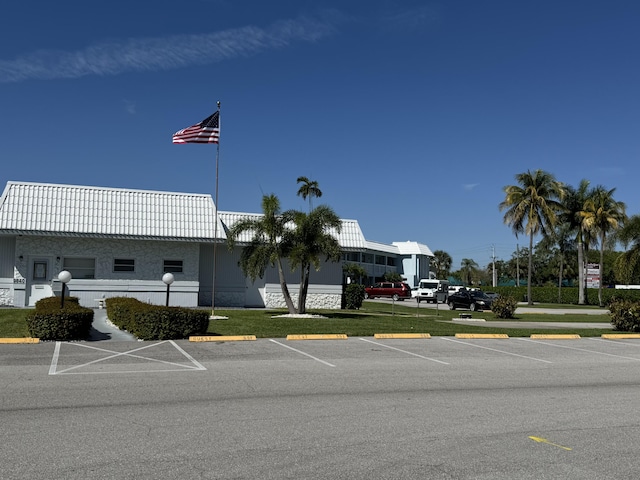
[0,181,434,308]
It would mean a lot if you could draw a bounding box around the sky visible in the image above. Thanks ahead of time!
[1,0,639,271]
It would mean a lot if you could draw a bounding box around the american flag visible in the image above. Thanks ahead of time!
[172,111,220,144]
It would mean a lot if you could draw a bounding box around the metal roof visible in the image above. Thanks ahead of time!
[218,211,367,249]
[392,241,434,257]
[0,181,224,241]
[0,181,430,255]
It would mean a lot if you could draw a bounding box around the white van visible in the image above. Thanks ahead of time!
[416,279,450,303]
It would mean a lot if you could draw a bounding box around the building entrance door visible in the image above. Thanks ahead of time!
[27,257,54,306]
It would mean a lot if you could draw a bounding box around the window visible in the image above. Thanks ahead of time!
[362,253,374,264]
[344,252,360,262]
[33,261,47,280]
[387,257,396,267]
[114,258,135,272]
[375,255,386,265]
[163,260,183,273]
[63,257,95,279]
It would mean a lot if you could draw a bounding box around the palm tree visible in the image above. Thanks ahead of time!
[296,176,322,211]
[562,180,593,304]
[432,250,452,279]
[537,223,576,302]
[283,205,342,314]
[460,258,479,286]
[580,186,626,306]
[499,170,565,305]
[226,194,297,314]
[614,214,640,285]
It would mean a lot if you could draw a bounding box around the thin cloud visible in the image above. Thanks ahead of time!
[463,183,479,191]
[123,100,136,115]
[0,14,339,83]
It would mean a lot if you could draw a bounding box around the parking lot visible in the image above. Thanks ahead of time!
[2,335,640,479]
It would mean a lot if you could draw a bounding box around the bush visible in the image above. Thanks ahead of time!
[608,299,640,331]
[345,284,365,310]
[491,295,518,319]
[26,296,94,340]
[105,297,209,340]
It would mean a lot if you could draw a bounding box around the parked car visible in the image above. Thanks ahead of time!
[448,285,465,297]
[448,289,494,311]
[365,282,412,301]
[483,291,500,300]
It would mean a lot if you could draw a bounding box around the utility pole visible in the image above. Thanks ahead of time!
[492,245,497,288]
[516,244,520,286]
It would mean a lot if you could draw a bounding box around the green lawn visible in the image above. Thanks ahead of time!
[0,302,615,339]
[204,301,614,338]
[0,308,33,337]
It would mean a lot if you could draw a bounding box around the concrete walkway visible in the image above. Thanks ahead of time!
[87,308,137,341]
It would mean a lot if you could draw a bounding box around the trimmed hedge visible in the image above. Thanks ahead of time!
[345,284,366,309]
[26,296,94,341]
[105,297,209,340]
[491,286,640,304]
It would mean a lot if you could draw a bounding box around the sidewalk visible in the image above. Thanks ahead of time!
[87,308,137,341]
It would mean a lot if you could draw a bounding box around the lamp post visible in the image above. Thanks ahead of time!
[162,272,174,306]
[58,270,72,308]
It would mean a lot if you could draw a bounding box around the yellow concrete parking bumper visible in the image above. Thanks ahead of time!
[189,335,256,342]
[0,337,40,344]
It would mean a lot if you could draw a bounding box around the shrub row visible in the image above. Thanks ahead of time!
[491,286,640,304]
[26,296,94,341]
[105,297,210,340]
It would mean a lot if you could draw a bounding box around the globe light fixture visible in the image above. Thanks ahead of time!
[58,270,72,308]
[162,272,175,306]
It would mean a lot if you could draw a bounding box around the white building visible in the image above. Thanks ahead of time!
[0,181,433,308]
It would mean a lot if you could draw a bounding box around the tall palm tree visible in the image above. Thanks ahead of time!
[580,186,626,306]
[226,194,297,314]
[499,169,565,305]
[283,205,342,314]
[432,250,452,279]
[562,180,593,304]
[460,258,479,286]
[614,214,640,285]
[296,176,322,211]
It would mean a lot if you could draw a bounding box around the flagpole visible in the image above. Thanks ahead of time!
[212,101,221,317]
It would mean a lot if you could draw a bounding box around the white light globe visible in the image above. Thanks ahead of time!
[58,270,72,284]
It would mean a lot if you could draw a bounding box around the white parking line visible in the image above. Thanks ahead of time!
[520,338,640,361]
[269,339,336,367]
[49,340,206,375]
[442,338,552,363]
[358,338,449,364]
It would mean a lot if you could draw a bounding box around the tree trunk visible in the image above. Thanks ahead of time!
[277,258,297,314]
[577,238,585,304]
[598,233,605,307]
[557,254,564,304]
[527,234,533,305]
[298,263,311,314]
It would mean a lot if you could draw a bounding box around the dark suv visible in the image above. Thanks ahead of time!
[364,282,412,301]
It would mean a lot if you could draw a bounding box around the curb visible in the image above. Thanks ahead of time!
[286,334,347,340]
[189,335,256,342]
[530,334,580,339]
[374,333,431,339]
[0,337,40,344]
[455,333,509,339]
